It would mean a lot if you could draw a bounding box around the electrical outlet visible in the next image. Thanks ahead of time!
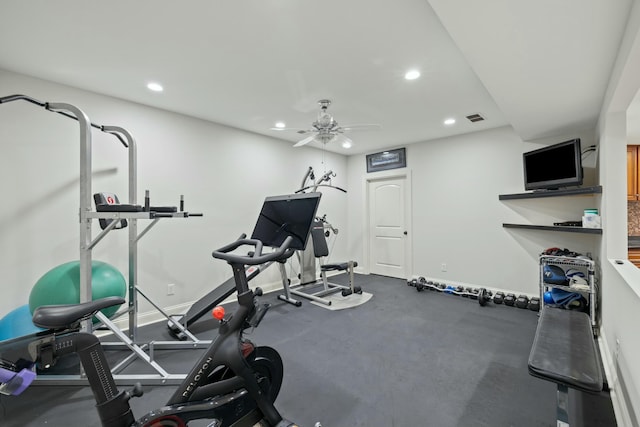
[441,263,447,272]
[167,283,175,296]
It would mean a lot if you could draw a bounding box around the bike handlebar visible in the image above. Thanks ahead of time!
[212,235,293,265]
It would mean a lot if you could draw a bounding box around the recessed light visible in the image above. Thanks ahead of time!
[404,70,420,80]
[274,122,286,129]
[147,82,163,92]
[444,118,456,125]
[342,141,352,149]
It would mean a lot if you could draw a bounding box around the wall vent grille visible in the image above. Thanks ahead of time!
[466,113,485,123]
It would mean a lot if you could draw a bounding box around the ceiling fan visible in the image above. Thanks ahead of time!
[271,99,380,148]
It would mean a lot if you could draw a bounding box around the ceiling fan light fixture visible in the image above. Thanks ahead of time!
[277,100,380,148]
[404,69,420,80]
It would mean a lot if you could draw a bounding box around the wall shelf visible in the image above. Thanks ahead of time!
[500,186,602,235]
[498,186,602,201]
[502,223,602,234]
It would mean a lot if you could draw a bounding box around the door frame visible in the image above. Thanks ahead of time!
[363,169,413,277]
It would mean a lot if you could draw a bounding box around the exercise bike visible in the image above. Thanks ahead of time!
[0,235,302,427]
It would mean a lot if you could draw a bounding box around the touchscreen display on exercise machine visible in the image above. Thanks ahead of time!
[251,193,321,251]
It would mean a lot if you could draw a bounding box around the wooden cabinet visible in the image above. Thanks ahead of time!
[628,145,639,201]
[629,248,640,268]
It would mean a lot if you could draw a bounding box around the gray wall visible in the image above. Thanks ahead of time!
[347,126,599,295]
[0,69,349,318]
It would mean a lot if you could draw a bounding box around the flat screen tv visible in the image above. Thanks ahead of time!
[251,192,321,251]
[523,138,583,191]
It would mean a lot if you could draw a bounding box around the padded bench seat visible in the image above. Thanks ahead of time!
[321,261,358,272]
[528,306,603,426]
[529,307,602,392]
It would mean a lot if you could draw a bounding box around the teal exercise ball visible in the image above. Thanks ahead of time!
[29,260,126,323]
[0,304,45,341]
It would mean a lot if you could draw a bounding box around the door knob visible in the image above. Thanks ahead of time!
[403,231,408,235]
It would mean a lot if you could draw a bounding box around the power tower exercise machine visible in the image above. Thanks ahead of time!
[0,94,206,386]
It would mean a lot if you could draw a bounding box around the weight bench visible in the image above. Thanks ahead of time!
[528,307,603,427]
[279,220,361,306]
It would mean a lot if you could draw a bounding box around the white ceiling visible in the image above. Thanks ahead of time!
[0,0,633,155]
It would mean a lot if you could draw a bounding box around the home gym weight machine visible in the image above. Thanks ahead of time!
[163,168,336,334]
[277,167,361,306]
[293,167,346,286]
[167,167,357,330]
[0,94,206,385]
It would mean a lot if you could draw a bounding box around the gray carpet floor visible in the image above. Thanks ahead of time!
[0,274,617,426]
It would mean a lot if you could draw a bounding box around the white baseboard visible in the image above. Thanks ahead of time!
[105,278,299,333]
[410,275,539,299]
[598,329,634,427]
[106,272,532,334]
[99,300,194,336]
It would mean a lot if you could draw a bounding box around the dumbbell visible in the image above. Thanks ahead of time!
[516,295,529,309]
[528,297,540,312]
[493,292,505,304]
[504,293,516,306]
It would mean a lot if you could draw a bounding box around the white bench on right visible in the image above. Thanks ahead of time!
[528,307,604,427]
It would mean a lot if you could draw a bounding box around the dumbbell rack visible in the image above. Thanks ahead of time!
[539,255,598,334]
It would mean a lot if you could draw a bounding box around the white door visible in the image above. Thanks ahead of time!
[368,176,410,278]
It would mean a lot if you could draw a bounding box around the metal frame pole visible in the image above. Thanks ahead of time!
[102,125,138,340]
[48,102,94,333]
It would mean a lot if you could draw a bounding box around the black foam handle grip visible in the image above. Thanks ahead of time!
[212,236,293,265]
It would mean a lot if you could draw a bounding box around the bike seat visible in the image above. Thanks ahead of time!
[32,297,125,329]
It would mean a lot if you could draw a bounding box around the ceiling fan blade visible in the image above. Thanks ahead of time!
[270,127,311,132]
[333,134,353,145]
[340,124,381,132]
[293,135,317,147]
